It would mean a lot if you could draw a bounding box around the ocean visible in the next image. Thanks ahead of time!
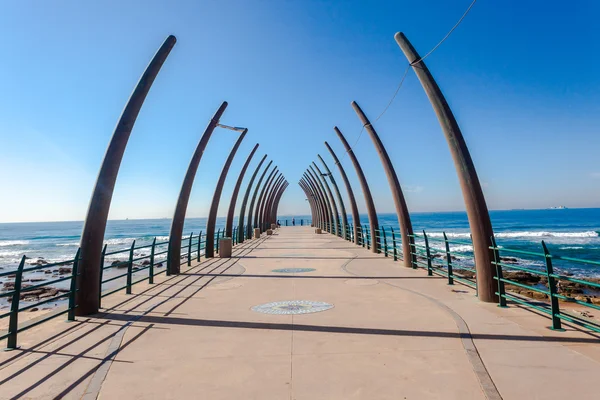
[1,208,600,279]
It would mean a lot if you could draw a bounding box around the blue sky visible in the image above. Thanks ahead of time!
[1,0,599,223]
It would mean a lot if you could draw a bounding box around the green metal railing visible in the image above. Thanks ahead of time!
[0,228,229,349]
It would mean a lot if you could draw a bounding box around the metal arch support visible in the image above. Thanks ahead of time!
[299,180,319,227]
[305,170,330,232]
[308,167,335,234]
[254,167,278,230]
[302,175,322,228]
[168,102,228,274]
[299,180,317,226]
[318,154,348,239]
[274,183,289,222]
[238,154,267,243]
[77,35,177,315]
[264,176,285,228]
[247,161,273,238]
[225,143,259,238]
[334,126,379,253]
[312,162,340,236]
[205,129,248,258]
[395,32,497,302]
[352,101,414,267]
[324,141,360,244]
[259,172,282,231]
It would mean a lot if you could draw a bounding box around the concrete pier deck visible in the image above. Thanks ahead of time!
[1,226,599,399]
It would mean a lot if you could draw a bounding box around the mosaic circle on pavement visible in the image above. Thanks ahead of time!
[251,300,334,315]
[271,267,316,273]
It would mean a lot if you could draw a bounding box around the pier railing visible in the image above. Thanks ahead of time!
[332,222,600,334]
[0,229,228,349]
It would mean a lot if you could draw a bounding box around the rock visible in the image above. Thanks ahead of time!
[141,260,150,266]
[111,260,128,269]
[57,267,72,275]
[500,256,519,264]
[28,258,48,266]
[7,274,16,278]
[30,307,39,312]
[503,271,541,285]
[26,278,46,282]
[156,263,163,268]
[453,269,475,279]
[44,270,52,274]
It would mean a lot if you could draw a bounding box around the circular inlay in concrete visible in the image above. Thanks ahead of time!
[271,268,316,273]
[251,300,333,315]
[344,279,379,286]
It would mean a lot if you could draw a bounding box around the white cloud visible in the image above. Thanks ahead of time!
[405,185,424,193]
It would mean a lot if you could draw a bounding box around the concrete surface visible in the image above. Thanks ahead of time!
[0,227,599,400]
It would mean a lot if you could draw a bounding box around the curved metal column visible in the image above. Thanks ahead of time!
[395,32,496,302]
[305,170,330,232]
[352,101,414,267]
[259,172,282,231]
[238,154,267,243]
[168,102,228,274]
[308,167,334,234]
[271,182,288,223]
[205,129,248,258]
[299,180,318,226]
[264,176,284,228]
[324,142,360,243]
[254,167,278,230]
[225,143,259,238]
[300,180,319,227]
[312,162,340,236]
[77,35,176,315]
[318,154,348,239]
[247,161,273,238]
[334,126,379,253]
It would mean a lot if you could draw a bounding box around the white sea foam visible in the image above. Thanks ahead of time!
[426,231,599,240]
[103,238,135,245]
[426,232,471,238]
[56,242,79,247]
[0,240,29,247]
[155,236,169,241]
[0,250,27,257]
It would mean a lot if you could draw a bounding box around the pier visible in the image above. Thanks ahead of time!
[1,226,599,399]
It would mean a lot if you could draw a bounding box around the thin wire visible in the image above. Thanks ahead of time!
[334,0,477,166]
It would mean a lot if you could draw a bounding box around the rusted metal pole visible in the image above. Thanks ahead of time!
[299,180,318,226]
[247,161,273,238]
[262,175,284,229]
[305,169,331,232]
[168,102,228,274]
[352,101,414,267]
[324,141,360,243]
[225,143,259,238]
[312,162,340,236]
[77,35,176,315]
[318,154,348,239]
[395,32,497,302]
[205,129,248,258]
[271,182,288,223]
[334,127,379,252]
[300,178,321,228]
[238,154,267,243]
[303,172,327,230]
[254,167,278,230]
[265,176,285,226]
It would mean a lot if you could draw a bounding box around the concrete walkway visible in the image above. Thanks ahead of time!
[1,226,599,399]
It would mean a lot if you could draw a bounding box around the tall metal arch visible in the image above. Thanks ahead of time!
[225,143,259,238]
[237,154,267,243]
[205,129,248,257]
[77,35,176,315]
[312,162,340,236]
[254,167,278,230]
[246,161,273,238]
[395,32,497,302]
[318,154,348,239]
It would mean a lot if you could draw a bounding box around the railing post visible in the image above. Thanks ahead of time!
[542,241,563,331]
[364,225,370,250]
[444,232,454,285]
[423,230,433,276]
[216,228,221,254]
[490,235,505,305]
[68,248,81,321]
[188,232,193,267]
[391,227,398,261]
[410,235,417,269]
[126,240,135,295]
[99,244,107,307]
[6,256,26,349]
[197,230,202,261]
[382,227,388,257]
[149,237,156,284]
